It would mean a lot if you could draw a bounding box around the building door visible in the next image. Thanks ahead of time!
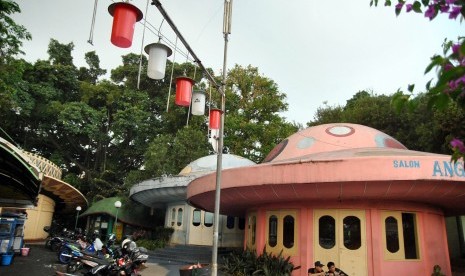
[188,209,214,245]
[314,209,367,276]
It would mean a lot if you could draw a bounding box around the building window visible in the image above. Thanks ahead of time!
[319,215,336,249]
[171,208,176,227]
[382,212,419,260]
[238,217,245,230]
[402,213,418,259]
[385,216,399,253]
[226,216,235,229]
[177,208,183,227]
[343,216,361,250]
[204,212,213,227]
[193,209,201,227]
[268,215,278,247]
[283,215,295,249]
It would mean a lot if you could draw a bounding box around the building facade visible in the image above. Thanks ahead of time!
[187,123,465,276]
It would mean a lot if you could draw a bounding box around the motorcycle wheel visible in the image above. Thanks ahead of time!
[58,248,72,264]
[51,241,62,252]
[67,262,80,273]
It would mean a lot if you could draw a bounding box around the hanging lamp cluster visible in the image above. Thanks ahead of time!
[107,1,215,120]
[107,1,218,131]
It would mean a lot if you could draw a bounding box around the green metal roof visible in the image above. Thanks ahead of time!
[80,197,157,229]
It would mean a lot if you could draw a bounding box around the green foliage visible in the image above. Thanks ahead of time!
[221,248,300,276]
[137,227,174,250]
[0,0,31,59]
[222,64,299,163]
[136,239,167,250]
[1,9,297,204]
[431,264,446,276]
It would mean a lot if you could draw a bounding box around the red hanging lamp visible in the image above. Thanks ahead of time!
[175,77,195,107]
[209,108,222,129]
[108,2,143,48]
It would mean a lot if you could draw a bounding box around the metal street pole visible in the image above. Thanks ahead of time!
[211,2,232,275]
[114,209,119,234]
[74,206,81,231]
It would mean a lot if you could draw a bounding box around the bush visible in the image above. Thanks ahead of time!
[136,239,166,250]
[221,248,300,276]
[136,227,174,250]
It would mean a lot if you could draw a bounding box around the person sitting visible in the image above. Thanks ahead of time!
[327,261,349,276]
[308,261,326,276]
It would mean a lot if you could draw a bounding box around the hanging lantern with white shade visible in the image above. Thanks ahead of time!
[191,90,206,116]
[175,77,195,107]
[144,42,172,80]
[209,108,222,129]
[108,2,143,48]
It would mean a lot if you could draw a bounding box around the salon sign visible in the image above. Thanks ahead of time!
[392,159,465,178]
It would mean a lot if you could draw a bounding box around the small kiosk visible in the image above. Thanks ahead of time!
[0,215,26,255]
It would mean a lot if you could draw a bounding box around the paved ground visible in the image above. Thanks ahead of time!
[0,244,186,276]
[1,243,464,275]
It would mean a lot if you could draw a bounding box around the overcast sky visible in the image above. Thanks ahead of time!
[12,0,463,125]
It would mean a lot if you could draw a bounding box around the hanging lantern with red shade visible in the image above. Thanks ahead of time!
[175,77,195,107]
[108,2,143,48]
[209,108,223,129]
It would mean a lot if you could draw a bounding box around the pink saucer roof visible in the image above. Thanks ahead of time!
[187,124,465,216]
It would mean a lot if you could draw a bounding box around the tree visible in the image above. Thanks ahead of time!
[0,0,31,122]
[221,65,299,163]
[371,0,465,161]
[0,0,31,60]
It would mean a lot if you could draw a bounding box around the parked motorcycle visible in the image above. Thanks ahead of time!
[60,234,148,276]
[66,234,117,272]
[45,222,83,252]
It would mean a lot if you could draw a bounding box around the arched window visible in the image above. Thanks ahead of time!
[171,208,176,227]
[268,215,278,247]
[385,216,399,253]
[343,216,361,250]
[319,215,335,249]
[226,216,235,229]
[283,215,295,249]
[192,209,201,227]
[204,212,213,227]
[177,208,183,227]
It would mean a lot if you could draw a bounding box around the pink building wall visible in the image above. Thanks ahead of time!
[246,201,451,276]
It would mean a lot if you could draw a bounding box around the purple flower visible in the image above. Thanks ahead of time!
[451,138,465,154]
[425,5,437,20]
[445,0,455,4]
[448,80,458,90]
[395,2,404,10]
[444,63,454,71]
[450,6,461,19]
[439,4,450,13]
[406,4,413,12]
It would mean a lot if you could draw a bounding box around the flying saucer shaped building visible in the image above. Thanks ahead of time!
[130,154,255,246]
[187,123,465,276]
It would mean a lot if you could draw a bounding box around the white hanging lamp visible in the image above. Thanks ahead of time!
[144,42,172,80]
[191,90,206,116]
